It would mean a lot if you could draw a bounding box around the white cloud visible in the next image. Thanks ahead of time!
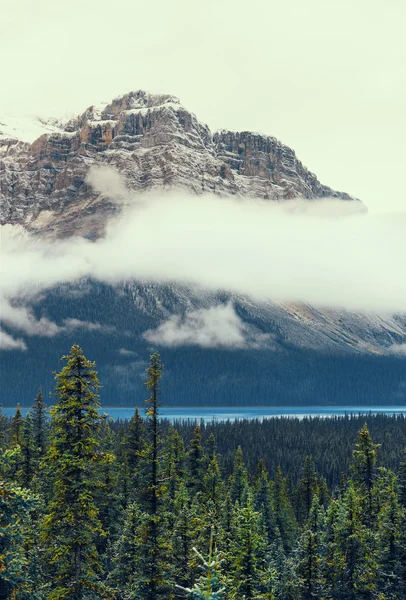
[62,318,113,333]
[1,167,406,348]
[143,303,247,348]
[388,344,406,355]
[0,328,27,351]
[118,348,138,356]
[85,165,131,204]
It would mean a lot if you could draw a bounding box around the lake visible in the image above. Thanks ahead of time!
[2,405,406,422]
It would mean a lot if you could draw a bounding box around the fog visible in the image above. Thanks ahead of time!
[1,167,405,349]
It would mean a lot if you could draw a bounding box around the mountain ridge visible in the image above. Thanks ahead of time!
[0,90,361,238]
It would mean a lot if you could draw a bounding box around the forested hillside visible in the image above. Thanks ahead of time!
[1,346,406,599]
[1,282,406,407]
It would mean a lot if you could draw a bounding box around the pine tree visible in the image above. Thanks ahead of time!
[295,456,319,525]
[96,421,120,564]
[204,433,217,465]
[32,388,48,458]
[350,424,380,523]
[166,427,186,505]
[295,496,325,599]
[172,482,196,594]
[126,406,145,502]
[0,408,7,446]
[19,412,37,488]
[177,529,229,600]
[10,403,24,447]
[399,449,406,509]
[254,461,275,544]
[267,528,299,600]
[0,450,41,599]
[134,351,173,599]
[374,468,405,598]
[229,446,249,505]
[273,466,297,551]
[109,502,142,597]
[188,424,204,495]
[229,495,266,599]
[41,344,111,599]
[325,483,379,600]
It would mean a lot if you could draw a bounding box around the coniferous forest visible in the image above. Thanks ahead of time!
[1,345,406,599]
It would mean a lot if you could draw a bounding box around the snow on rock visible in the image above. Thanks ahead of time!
[0,116,66,143]
[0,89,361,238]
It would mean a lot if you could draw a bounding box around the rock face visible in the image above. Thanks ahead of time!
[0,90,358,237]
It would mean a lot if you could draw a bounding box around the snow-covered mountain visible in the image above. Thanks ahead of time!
[0,90,360,237]
[1,91,404,406]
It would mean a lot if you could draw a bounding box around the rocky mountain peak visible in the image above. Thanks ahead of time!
[0,89,361,237]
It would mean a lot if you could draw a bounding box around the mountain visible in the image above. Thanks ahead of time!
[0,90,359,237]
[1,91,405,407]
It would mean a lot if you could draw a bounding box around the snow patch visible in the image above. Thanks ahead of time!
[0,116,66,143]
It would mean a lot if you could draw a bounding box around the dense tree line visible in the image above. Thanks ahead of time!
[1,345,405,599]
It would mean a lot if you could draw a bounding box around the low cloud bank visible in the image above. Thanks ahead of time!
[143,303,270,349]
[1,167,406,350]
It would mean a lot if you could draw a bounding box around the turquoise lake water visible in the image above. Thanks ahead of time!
[2,405,406,422]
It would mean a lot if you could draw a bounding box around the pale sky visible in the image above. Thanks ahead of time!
[1,0,405,214]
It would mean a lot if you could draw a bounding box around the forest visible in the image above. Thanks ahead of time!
[1,344,406,599]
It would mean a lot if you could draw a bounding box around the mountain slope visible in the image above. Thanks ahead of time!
[1,280,405,407]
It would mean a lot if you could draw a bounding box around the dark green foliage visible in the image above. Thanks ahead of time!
[0,451,40,600]
[10,404,24,447]
[1,347,406,600]
[41,344,112,599]
[32,388,48,458]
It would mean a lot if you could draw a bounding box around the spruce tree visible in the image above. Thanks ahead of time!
[41,344,110,599]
